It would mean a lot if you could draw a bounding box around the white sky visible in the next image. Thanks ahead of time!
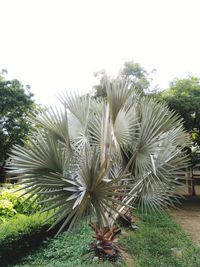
[1,0,200,105]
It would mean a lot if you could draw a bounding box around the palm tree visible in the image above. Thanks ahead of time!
[7,79,188,235]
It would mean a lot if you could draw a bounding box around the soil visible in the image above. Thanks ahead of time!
[169,197,200,245]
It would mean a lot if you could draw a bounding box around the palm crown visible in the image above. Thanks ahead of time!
[7,79,188,234]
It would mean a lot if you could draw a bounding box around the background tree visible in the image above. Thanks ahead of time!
[0,72,35,182]
[151,76,200,166]
[119,61,150,91]
[93,60,150,98]
[153,76,200,143]
[93,69,108,98]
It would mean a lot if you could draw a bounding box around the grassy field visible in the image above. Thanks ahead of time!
[11,212,200,267]
[120,212,200,267]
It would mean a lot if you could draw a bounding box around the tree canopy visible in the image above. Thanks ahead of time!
[150,76,200,166]
[153,76,200,146]
[0,72,35,181]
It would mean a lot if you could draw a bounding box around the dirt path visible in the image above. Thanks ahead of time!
[170,198,200,245]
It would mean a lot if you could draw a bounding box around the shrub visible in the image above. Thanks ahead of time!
[0,184,40,219]
[0,212,53,266]
[0,198,16,217]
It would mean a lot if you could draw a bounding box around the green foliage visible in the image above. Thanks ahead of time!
[0,212,49,243]
[153,76,200,145]
[151,76,200,166]
[11,212,200,267]
[0,72,36,182]
[13,221,119,267]
[120,61,150,92]
[0,212,53,266]
[0,198,16,217]
[120,212,200,267]
[0,185,40,219]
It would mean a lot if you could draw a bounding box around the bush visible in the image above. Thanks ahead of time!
[0,184,40,219]
[0,198,17,217]
[0,212,53,266]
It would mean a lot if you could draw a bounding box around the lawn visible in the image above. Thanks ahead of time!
[8,211,200,267]
[11,220,113,267]
[119,211,200,267]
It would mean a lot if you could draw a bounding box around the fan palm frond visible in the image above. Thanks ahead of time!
[31,106,70,147]
[106,79,132,123]
[59,91,90,127]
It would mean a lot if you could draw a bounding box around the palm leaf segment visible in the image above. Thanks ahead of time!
[7,80,188,233]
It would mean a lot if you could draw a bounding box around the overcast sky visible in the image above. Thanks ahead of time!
[1,0,200,105]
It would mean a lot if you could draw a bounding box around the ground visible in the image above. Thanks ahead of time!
[170,197,200,245]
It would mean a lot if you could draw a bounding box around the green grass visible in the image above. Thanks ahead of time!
[10,212,200,267]
[119,211,200,267]
[12,220,117,267]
